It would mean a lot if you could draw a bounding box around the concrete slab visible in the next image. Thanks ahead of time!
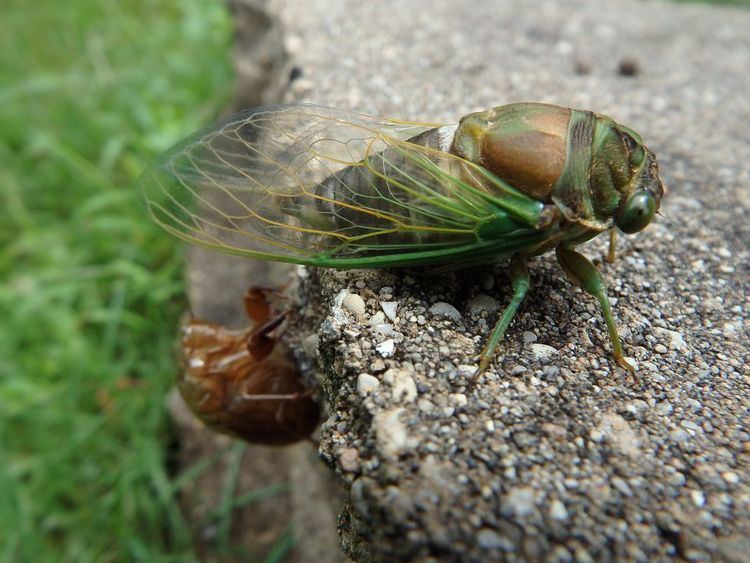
[260,0,750,560]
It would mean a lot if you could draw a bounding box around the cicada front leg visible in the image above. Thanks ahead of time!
[606,229,617,263]
[555,245,637,378]
[477,256,530,375]
[244,286,290,361]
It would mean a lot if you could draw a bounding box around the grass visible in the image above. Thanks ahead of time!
[0,0,243,560]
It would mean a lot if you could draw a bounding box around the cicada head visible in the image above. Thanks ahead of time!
[451,103,664,233]
[611,124,665,234]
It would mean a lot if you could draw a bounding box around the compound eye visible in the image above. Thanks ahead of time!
[616,191,656,234]
[621,132,645,167]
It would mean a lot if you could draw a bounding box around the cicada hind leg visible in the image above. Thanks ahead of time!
[476,256,531,375]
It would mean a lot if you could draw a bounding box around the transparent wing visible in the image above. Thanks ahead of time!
[140,104,507,267]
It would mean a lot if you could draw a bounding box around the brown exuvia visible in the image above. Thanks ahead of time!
[179,287,320,445]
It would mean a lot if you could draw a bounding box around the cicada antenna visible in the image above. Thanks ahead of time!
[656,210,675,225]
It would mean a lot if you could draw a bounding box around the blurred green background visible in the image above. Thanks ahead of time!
[1,0,747,561]
[0,0,234,560]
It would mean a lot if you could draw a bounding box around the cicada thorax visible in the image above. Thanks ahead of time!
[450,102,640,231]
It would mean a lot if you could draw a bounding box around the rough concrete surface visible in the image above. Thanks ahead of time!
[181,0,749,561]
[268,0,749,561]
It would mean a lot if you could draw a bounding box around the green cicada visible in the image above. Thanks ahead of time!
[141,103,664,376]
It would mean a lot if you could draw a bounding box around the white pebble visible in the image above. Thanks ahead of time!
[549,499,568,521]
[376,339,395,357]
[529,343,558,361]
[370,311,386,325]
[357,373,380,396]
[374,323,394,335]
[457,364,477,378]
[655,327,685,350]
[500,487,536,517]
[380,301,399,321]
[342,293,366,318]
[449,393,468,407]
[375,408,411,459]
[384,366,417,403]
[418,398,434,413]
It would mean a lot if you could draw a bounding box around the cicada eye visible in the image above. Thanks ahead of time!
[621,131,645,167]
[616,191,656,234]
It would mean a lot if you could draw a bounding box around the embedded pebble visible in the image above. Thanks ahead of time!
[500,487,536,517]
[376,339,395,357]
[655,327,686,350]
[611,477,633,497]
[429,301,462,321]
[370,311,386,325]
[375,408,411,459]
[592,413,641,457]
[381,301,399,321]
[655,401,673,415]
[384,366,418,403]
[449,393,468,407]
[457,364,477,377]
[522,331,538,344]
[477,528,513,551]
[418,398,434,413]
[373,323,394,335]
[549,500,568,521]
[342,292,366,318]
[339,448,360,472]
[529,343,558,361]
[466,294,499,315]
[357,373,380,396]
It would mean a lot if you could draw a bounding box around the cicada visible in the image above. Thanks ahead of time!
[142,103,664,376]
[180,287,320,445]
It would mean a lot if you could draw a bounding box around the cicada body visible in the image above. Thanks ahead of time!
[179,287,320,445]
[143,103,664,376]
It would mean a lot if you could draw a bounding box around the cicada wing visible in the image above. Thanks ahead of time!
[140,104,512,266]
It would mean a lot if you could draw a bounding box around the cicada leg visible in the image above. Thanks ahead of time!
[606,229,617,263]
[243,285,291,360]
[555,245,637,378]
[476,256,530,375]
[238,387,314,402]
[248,312,287,361]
